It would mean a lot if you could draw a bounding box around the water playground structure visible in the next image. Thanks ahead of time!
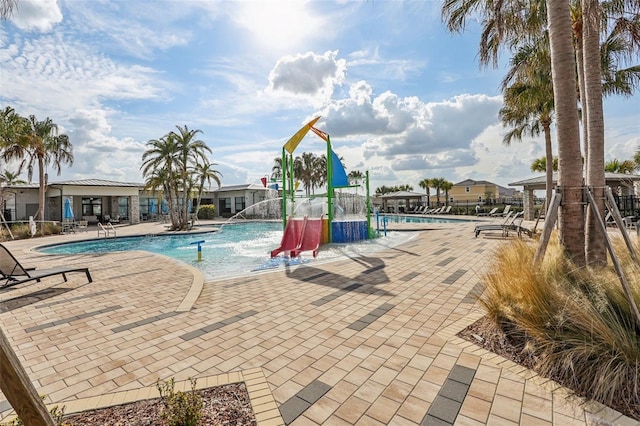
[270,117,374,259]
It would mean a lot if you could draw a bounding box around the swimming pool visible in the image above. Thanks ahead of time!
[38,221,417,281]
[378,214,473,224]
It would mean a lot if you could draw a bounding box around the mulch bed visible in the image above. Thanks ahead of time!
[63,382,257,425]
[457,316,639,421]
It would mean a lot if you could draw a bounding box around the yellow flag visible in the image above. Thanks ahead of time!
[283,116,321,154]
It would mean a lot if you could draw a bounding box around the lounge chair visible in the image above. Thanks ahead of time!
[0,244,92,289]
[474,211,521,238]
[478,207,498,217]
[426,206,443,215]
[491,205,511,217]
[436,206,452,215]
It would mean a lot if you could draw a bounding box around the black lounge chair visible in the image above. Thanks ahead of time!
[474,211,522,238]
[0,244,92,289]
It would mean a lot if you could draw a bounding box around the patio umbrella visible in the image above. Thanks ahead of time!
[149,199,157,214]
[63,198,74,220]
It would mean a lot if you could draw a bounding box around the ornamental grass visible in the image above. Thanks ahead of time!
[481,235,640,418]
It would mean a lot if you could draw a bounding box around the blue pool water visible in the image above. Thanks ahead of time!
[38,221,417,281]
[378,215,472,224]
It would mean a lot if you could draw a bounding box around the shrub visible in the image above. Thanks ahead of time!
[197,205,216,220]
[481,236,640,419]
[157,377,203,426]
[10,223,31,239]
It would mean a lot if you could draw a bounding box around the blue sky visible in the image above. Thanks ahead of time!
[1,0,638,192]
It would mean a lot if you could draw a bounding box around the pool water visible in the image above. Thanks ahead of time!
[378,215,472,224]
[38,221,417,281]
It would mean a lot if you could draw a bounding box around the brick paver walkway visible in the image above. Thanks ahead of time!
[0,219,635,425]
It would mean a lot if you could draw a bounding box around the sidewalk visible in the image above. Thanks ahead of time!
[0,219,634,425]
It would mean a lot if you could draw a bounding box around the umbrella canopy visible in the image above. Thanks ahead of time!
[149,199,157,214]
[63,198,74,220]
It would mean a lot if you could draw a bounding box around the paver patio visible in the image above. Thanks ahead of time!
[0,219,635,425]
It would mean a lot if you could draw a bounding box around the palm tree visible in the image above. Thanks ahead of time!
[419,178,432,207]
[348,170,364,185]
[141,133,180,226]
[193,161,222,218]
[271,157,283,181]
[441,181,454,206]
[430,177,447,206]
[605,159,636,174]
[294,152,317,196]
[2,114,74,232]
[547,0,585,266]
[172,125,211,228]
[500,33,556,206]
[531,156,558,172]
[0,169,25,184]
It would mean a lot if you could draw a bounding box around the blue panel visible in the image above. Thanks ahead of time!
[331,150,349,188]
[332,221,368,243]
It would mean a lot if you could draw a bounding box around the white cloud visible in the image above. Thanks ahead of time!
[0,33,167,117]
[11,0,62,32]
[267,50,347,103]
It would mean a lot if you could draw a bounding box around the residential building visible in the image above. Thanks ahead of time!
[0,180,277,224]
[449,179,518,204]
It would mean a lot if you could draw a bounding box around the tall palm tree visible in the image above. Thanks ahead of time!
[582,0,607,266]
[294,152,317,196]
[547,0,585,266]
[430,177,447,206]
[3,115,73,232]
[193,161,222,217]
[141,133,180,226]
[441,181,454,206]
[500,34,556,206]
[172,125,211,228]
[418,178,432,207]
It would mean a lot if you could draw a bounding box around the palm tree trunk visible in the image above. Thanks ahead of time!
[583,0,606,266]
[38,157,46,234]
[542,122,554,208]
[547,0,585,267]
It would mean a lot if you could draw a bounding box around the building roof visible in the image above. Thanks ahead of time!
[379,191,425,199]
[213,183,275,193]
[454,179,497,187]
[51,179,142,187]
[509,172,640,188]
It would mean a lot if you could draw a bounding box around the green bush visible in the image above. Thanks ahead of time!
[157,377,203,426]
[197,204,216,220]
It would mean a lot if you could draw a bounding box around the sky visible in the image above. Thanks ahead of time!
[1,0,639,193]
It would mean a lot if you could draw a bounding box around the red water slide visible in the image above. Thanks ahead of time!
[290,218,323,258]
[270,218,306,258]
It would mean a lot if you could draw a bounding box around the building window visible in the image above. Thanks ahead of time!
[219,198,232,215]
[82,197,102,218]
[235,196,245,212]
[465,186,470,193]
[117,197,129,220]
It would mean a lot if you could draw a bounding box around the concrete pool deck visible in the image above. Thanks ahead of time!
[0,218,636,425]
